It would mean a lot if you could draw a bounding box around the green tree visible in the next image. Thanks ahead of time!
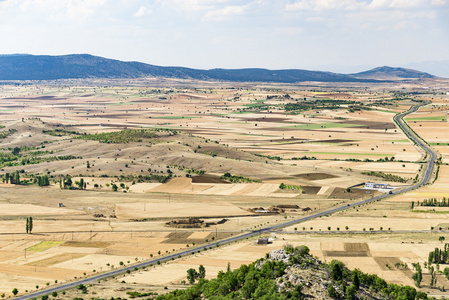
[12,147,20,156]
[329,260,345,282]
[439,236,445,243]
[413,263,422,287]
[15,171,20,185]
[12,288,18,296]
[112,184,118,191]
[28,216,33,234]
[63,175,72,189]
[327,285,339,298]
[352,270,360,289]
[198,265,206,279]
[78,178,84,190]
[345,284,357,300]
[26,216,33,234]
[187,268,198,284]
[429,265,437,287]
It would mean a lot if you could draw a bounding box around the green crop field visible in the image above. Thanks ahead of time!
[406,116,447,121]
[27,241,63,252]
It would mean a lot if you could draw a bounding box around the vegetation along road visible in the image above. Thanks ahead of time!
[14,101,437,299]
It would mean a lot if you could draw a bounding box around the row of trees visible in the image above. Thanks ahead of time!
[361,171,407,183]
[428,244,449,264]
[58,175,85,190]
[417,197,449,207]
[36,175,50,186]
[4,171,21,185]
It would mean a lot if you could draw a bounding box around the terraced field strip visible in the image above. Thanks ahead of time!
[283,122,362,130]
[306,152,395,156]
[406,116,447,121]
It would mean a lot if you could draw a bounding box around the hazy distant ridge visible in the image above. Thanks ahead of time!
[0,54,437,82]
[351,66,435,80]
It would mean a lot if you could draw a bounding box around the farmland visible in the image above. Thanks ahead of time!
[1,78,449,298]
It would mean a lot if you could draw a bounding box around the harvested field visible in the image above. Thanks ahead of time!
[329,188,374,199]
[61,241,112,248]
[294,173,338,180]
[26,253,86,267]
[115,202,250,219]
[324,251,370,257]
[0,204,83,216]
[0,81,447,298]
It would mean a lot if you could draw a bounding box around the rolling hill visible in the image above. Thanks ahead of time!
[351,66,436,80]
[0,54,437,82]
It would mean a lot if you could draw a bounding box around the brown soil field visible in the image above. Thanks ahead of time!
[294,172,338,180]
[0,80,449,298]
[115,202,250,219]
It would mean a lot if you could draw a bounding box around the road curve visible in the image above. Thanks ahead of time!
[14,101,436,300]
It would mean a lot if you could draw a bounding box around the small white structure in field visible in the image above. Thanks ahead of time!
[364,182,394,193]
[365,182,390,189]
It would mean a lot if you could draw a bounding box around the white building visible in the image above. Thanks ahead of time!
[365,182,390,189]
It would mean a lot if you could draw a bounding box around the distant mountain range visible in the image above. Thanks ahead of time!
[0,54,439,83]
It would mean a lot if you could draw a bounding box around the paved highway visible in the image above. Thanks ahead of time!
[14,101,436,300]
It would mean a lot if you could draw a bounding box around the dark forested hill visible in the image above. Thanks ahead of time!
[0,54,437,82]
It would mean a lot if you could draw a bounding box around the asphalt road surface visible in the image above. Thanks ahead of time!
[14,101,436,300]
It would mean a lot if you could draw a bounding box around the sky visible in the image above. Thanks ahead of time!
[0,0,448,75]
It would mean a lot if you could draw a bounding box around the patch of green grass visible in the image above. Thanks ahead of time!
[79,129,171,143]
[406,116,447,121]
[393,139,410,143]
[27,241,63,252]
[430,143,449,146]
[284,122,362,130]
[243,102,267,108]
[230,111,257,114]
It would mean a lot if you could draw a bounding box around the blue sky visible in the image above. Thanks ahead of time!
[0,0,448,74]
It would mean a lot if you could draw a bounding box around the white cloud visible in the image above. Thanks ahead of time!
[1,0,108,22]
[285,0,363,11]
[286,0,448,11]
[156,0,217,11]
[203,5,246,21]
[134,6,152,17]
